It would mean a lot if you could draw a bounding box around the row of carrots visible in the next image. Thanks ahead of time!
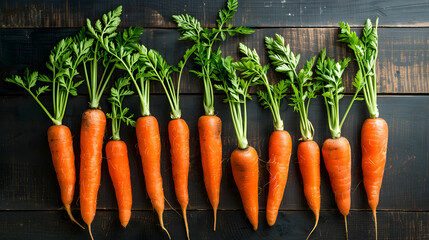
[5,1,388,239]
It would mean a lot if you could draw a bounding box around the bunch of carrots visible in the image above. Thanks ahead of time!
[5,0,388,239]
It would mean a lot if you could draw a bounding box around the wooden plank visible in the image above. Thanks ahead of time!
[1,0,429,28]
[0,210,427,240]
[1,28,428,95]
[1,95,428,211]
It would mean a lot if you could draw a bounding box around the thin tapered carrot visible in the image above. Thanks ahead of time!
[80,109,106,240]
[136,116,170,238]
[297,140,321,240]
[48,125,84,229]
[230,146,259,231]
[169,118,190,239]
[198,115,222,231]
[106,140,132,227]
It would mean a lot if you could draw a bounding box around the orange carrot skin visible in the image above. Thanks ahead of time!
[231,146,259,231]
[47,125,76,207]
[266,130,292,226]
[80,109,106,225]
[322,137,351,216]
[362,118,388,210]
[136,116,165,216]
[297,140,321,217]
[198,115,222,214]
[106,140,132,227]
[168,118,190,209]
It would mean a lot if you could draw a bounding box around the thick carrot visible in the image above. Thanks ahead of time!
[47,125,84,229]
[266,130,292,226]
[198,115,222,230]
[136,116,170,237]
[297,140,320,239]
[80,108,106,239]
[362,118,388,238]
[168,118,190,239]
[231,146,259,231]
[106,140,132,227]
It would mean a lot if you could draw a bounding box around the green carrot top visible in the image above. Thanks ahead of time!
[265,34,320,141]
[173,0,254,116]
[234,43,287,131]
[5,34,93,125]
[213,54,257,150]
[315,49,365,139]
[339,18,379,118]
[106,77,136,141]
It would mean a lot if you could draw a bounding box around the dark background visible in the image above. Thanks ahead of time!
[0,0,428,239]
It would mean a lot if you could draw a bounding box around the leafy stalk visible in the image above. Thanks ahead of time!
[234,43,286,131]
[5,35,92,125]
[265,34,320,140]
[140,46,197,119]
[315,49,364,139]
[339,18,379,118]
[213,55,257,150]
[106,77,136,140]
[87,6,151,116]
[173,0,254,115]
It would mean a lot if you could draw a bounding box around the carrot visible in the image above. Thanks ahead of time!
[5,34,91,228]
[80,108,106,239]
[339,18,387,240]
[265,33,321,238]
[174,2,254,229]
[141,46,196,240]
[214,55,259,230]
[234,43,291,226]
[198,115,222,230]
[315,49,365,239]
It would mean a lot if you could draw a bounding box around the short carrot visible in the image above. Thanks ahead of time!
[315,49,365,240]
[173,1,254,230]
[265,33,321,239]
[5,34,91,228]
[141,46,196,240]
[105,78,135,228]
[234,43,290,226]
[214,55,259,230]
[339,19,388,240]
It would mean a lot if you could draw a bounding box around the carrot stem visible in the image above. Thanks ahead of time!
[65,204,85,229]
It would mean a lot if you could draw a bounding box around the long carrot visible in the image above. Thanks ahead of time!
[265,33,321,239]
[315,49,365,239]
[174,1,254,229]
[141,46,196,240]
[339,19,388,240]
[5,34,91,228]
[105,78,135,228]
[214,55,259,230]
[234,43,290,226]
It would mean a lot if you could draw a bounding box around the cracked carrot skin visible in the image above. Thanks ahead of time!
[80,109,106,226]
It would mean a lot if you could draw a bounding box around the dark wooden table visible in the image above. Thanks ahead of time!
[1,1,428,239]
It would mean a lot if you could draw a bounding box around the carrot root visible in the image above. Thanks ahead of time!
[306,213,319,240]
[182,207,190,240]
[344,215,348,240]
[88,224,94,240]
[158,211,171,239]
[65,204,85,229]
[213,207,217,231]
[373,208,378,240]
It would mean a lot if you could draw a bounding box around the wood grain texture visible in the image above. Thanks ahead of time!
[1,0,429,28]
[1,28,428,95]
[1,95,428,211]
[0,210,427,240]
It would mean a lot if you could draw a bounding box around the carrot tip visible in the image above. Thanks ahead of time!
[373,209,378,240]
[306,214,319,240]
[182,207,190,240]
[88,224,94,240]
[64,204,85,229]
[344,215,348,240]
[158,211,171,239]
[213,208,217,231]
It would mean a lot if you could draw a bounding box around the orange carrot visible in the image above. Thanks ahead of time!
[106,140,132,227]
[266,130,292,226]
[362,118,388,238]
[168,118,190,239]
[48,125,84,229]
[231,146,259,231]
[80,109,106,239]
[198,115,222,230]
[136,116,170,237]
[297,140,321,240]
